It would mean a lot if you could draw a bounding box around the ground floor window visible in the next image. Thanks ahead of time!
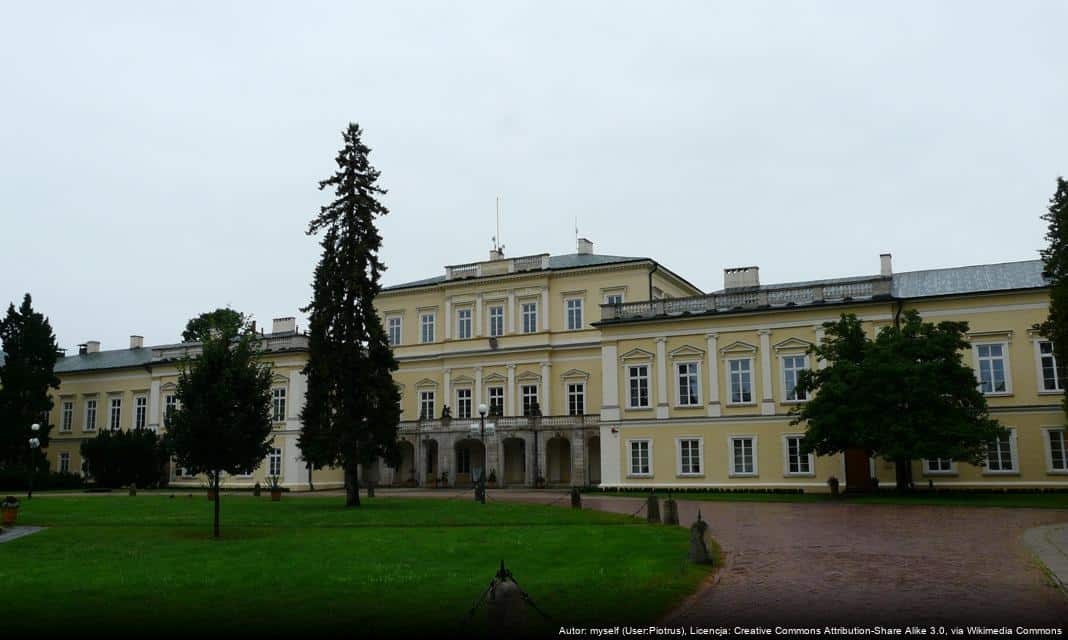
[678,438,701,475]
[58,452,70,473]
[924,458,954,473]
[784,435,812,475]
[1048,429,1067,472]
[730,436,756,476]
[629,440,651,476]
[986,430,1016,473]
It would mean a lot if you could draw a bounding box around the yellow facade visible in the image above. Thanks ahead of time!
[40,243,1068,492]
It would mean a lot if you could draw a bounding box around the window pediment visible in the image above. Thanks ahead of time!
[483,372,507,384]
[560,368,590,380]
[415,378,438,388]
[719,340,758,356]
[773,337,813,353]
[516,371,542,383]
[669,345,705,360]
[968,330,1013,341]
[452,374,475,385]
[620,347,655,362]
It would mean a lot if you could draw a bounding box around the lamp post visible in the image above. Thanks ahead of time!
[28,423,41,500]
[475,403,488,504]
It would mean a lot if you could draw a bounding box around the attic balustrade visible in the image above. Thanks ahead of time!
[600,276,891,322]
[150,334,309,362]
[399,414,599,433]
[445,254,550,280]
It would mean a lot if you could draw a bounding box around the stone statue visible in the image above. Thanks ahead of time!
[689,509,711,564]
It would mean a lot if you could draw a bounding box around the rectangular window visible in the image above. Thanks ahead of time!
[677,362,700,406]
[986,430,1016,472]
[61,401,73,432]
[522,302,538,334]
[976,343,1008,393]
[925,458,954,473]
[728,359,753,404]
[85,399,97,432]
[785,435,812,475]
[456,388,472,419]
[268,447,282,477]
[605,293,623,306]
[164,395,177,427]
[521,385,539,416]
[59,452,70,473]
[628,365,650,408]
[134,396,147,430]
[566,298,583,330]
[387,316,402,346]
[782,355,808,401]
[420,313,435,343]
[272,387,287,422]
[629,440,651,476]
[1049,429,1067,472]
[109,397,122,431]
[457,308,472,339]
[679,439,701,475]
[731,437,756,475]
[567,383,585,416]
[489,306,504,337]
[419,391,435,420]
[488,387,504,416]
[1040,341,1064,391]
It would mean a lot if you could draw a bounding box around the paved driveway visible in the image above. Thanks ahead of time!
[371,489,1068,627]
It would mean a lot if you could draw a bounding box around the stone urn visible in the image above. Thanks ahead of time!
[270,489,282,502]
[1,496,20,527]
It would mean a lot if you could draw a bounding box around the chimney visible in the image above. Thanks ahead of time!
[85,341,101,354]
[272,317,297,334]
[129,335,144,349]
[489,248,505,261]
[577,237,594,255]
[880,253,893,277]
[250,320,257,334]
[724,266,760,290]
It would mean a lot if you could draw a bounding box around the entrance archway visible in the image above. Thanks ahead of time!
[423,439,439,486]
[546,437,571,485]
[502,438,526,486]
[396,440,416,486]
[587,436,601,486]
[454,439,487,487]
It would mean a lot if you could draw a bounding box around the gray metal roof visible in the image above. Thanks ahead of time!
[54,348,155,374]
[382,253,650,291]
[891,259,1047,298]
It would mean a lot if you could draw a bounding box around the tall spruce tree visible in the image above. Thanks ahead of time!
[0,294,61,470]
[792,311,1005,491]
[299,123,402,507]
[1040,177,1068,418]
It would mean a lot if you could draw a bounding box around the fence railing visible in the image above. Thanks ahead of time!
[398,414,600,433]
[601,277,891,322]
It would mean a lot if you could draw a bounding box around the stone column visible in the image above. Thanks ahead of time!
[475,366,483,413]
[148,379,161,431]
[445,298,452,341]
[540,361,552,415]
[506,364,516,417]
[525,433,536,486]
[475,294,483,337]
[443,369,452,414]
[706,333,721,417]
[759,329,775,416]
[535,431,548,484]
[441,433,453,486]
[571,431,586,486]
[541,288,550,332]
[416,437,427,487]
[486,433,500,481]
[507,290,516,334]
[655,337,669,419]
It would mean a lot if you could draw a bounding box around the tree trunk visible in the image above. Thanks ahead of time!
[212,470,221,538]
[894,459,913,492]
[345,462,361,507]
[307,462,314,491]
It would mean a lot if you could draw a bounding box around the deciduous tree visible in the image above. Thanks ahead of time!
[181,307,247,343]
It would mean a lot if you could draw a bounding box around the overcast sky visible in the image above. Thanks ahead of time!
[2,1,1066,353]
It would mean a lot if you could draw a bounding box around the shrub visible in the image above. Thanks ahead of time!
[0,469,84,491]
[81,429,170,489]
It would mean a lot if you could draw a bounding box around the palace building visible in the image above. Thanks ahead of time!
[37,239,1068,491]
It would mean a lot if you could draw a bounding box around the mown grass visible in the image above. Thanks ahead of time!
[588,489,1068,509]
[0,496,709,636]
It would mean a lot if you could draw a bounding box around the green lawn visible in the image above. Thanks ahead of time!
[588,489,1068,509]
[0,496,710,635]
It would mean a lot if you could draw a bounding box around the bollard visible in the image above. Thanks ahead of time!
[128,483,137,497]
[367,481,375,498]
[646,492,660,524]
[486,561,526,635]
[688,509,711,564]
[570,487,582,509]
[662,493,679,525]
[252,482,261,497]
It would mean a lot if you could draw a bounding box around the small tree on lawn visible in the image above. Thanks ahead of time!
[792,311,1005,491]
[1040,177,1068,417]
[299,123,402,507]
[0,294,60,470]
[167,326,273,537]
[81,429,169,488]
[181,307,247,343]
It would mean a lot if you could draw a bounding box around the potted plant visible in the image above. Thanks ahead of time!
[487,468,498,489]
[535,474,546,489]
[439,470,449,488]
[827,476,840,497]
[265,475,283,501]
[1,496,19,527]
[200,478,216,501]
